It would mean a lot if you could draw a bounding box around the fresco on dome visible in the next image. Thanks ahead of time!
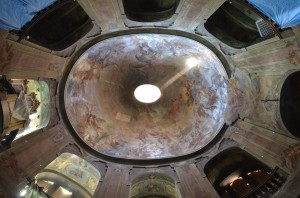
[64,34,253,159]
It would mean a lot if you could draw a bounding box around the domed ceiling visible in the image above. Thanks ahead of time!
[64,33,230,159]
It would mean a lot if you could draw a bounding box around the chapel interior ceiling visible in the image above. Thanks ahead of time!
[63,32,256,160]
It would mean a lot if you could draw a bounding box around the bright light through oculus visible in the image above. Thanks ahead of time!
[134,84,161,103]
[186,57,199,68]
[20,189,27,196]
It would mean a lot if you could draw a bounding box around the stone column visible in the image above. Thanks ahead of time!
[175,163,219,198]
[174,0,225,30]
[0,124,71,196]
[76,0,125,33]
[93,164,130,198]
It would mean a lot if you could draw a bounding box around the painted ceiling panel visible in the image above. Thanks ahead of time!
[44,153,100,195]
[64,34,230,159]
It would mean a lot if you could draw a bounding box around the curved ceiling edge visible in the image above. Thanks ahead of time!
[58,28,231,165]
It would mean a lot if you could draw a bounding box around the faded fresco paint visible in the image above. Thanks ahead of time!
[64,34,251,159]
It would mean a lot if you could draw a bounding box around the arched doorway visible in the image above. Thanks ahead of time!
[204,147,286,197]
[280,71,300,138]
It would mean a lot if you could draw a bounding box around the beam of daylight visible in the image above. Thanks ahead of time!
[160,58,199,91]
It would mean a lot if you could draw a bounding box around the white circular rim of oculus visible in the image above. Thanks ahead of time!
[134,84,161,103]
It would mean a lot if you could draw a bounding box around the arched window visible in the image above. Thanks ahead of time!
[204,0,277,49]
[280,71,300,138]
[122,0,178,22]
[17,0,93,51]
[204,147,286,198]
[19,153,101,198]
[130,173,181,198]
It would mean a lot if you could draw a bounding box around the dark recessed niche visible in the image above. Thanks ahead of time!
[122,0,177,22]
[204,0,275,49]
[280,71,300,138]
[20,0,93,51]
[204,148,286,198]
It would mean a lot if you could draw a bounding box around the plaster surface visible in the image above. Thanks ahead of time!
[64,34,230,159]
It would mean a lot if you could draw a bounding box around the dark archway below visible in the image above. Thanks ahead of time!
[280,71,300,138]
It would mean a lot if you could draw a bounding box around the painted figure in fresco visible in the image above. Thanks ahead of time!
[72,44,124,91]
[228,80,244,106]
[69,166,84,179]
[72,63,94,83]
[65,34,230,159]
[198,87,218,110]
[85,113,104,131]
[89,42,126,71]
[184,80,195,106]
[70,63,97,97]
[197,106,208,118]
[74,104,111,148]
[135,40,159,67]
[83,104,106,131]
[212,73,225,88]
[168,96,181,117]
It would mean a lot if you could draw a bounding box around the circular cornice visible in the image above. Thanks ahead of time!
[59,28,231,165]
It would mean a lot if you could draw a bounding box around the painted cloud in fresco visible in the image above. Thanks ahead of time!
[64,34,254,159]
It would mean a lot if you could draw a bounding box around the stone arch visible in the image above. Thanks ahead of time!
[280,70,300,138]
[204,0,279,49]
[204,147,286,197]
[130,172,181,198]
[122,0,177,22]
